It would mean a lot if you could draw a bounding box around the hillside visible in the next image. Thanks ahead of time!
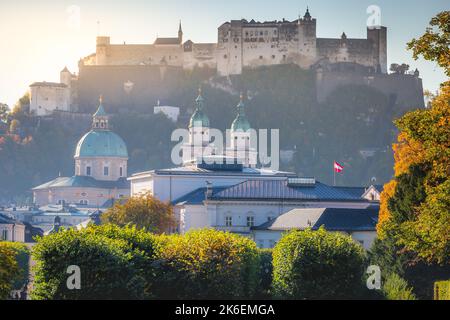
[0,64,421,202]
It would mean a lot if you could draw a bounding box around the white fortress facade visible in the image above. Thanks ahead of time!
[82,9,387,76]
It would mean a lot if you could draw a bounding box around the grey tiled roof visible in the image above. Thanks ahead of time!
[33,176,129,190]
[172,186,228,205]
[253,207,379,232]
[210,179,367,202]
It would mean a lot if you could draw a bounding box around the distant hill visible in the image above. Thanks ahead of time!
[0,64,423,202]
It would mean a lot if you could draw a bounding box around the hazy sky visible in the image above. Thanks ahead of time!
[0,0,448,107]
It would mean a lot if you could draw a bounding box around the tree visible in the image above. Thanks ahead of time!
[272,227,366,299]
[390,63,410,74]
[0,244,20,299]
[0,103,9,123]
[378,11,450,266]
[101,194,175,234]
[407,11,450,78]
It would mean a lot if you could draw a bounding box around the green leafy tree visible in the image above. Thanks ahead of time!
[0,103,9,123]
[407,11,450,78]
[0,243,20,299]
[101,194,175,234]
[272,227,366,299]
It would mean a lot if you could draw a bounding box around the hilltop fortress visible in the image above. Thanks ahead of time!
[81,9,387,76]
[29,9,424,116]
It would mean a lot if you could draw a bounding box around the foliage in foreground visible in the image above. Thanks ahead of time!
[155,229,260,299]
[382,273,417,300]
[0,242,29,299]
[434,280,450,300]
[272,227,366,299]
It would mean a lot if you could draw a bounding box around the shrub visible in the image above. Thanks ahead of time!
[272,227,366,299]
[31,228,147,300]
[156,229,260,299]
[83,224,162,298]
[0,243,19,299]
[0,242,29,291]
[434,280,450,300]
[256,248,273,299]
[382,273,417,300]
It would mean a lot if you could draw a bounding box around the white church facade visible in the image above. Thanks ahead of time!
[129,91,380,250]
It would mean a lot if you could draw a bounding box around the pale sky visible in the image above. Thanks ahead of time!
[0,0,448,107]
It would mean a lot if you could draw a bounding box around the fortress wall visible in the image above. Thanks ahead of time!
[317,38,375,68]
[316,71,424,111]
[97,44,183,66]
[77,65,185,113]
[183,43,217,70]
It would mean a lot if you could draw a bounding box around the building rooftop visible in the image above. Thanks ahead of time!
[210,179,368,202]
[252,207,379,232]
[30,82,67,88]
[32,176,130,191]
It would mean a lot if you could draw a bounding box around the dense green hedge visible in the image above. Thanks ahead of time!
[31,226,160,300]
[434,280,450,300]
[156,229,260,299]
[0,242,29,299]
[256,248,273,298]
[272,227,366,299]
[382,273,417,300]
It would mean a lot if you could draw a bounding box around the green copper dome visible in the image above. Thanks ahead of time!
[189,90,210,128]
[231,97,251,132]
[75,97,128,158]
[75,130,128,158]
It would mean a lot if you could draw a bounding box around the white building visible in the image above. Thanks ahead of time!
[154,104,180,122]
[130,91,380,249]
[29,67,75,117]
[32,98,130,206]
[0,213,25,242]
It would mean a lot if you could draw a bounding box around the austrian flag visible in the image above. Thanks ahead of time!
[334,161,344,173]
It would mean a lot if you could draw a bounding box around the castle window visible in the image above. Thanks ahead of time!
[225,216,232,227]
[104,166,109,176]
[272,55,276,59]
[120,167,123,177]
[224,54,228,59]
[259,56,263,60]
[86,166,91,176]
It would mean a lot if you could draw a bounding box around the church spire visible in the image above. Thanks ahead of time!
[92,95,110,130]
[189,87,209,128]
[178,20,183,43]
[231,92,251,132]
[304,6,311,20]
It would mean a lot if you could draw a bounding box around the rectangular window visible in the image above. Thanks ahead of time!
[225,216,232,227]
[2,230,8,240]
[104,166,109,176]
[120,167,123,177]
[86,166,91,176]
[247,216,255,227]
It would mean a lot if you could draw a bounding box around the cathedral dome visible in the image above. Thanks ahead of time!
[189,110,210,128]
[75,130,128,158]
[231,97,251,132]
[189,89,210,128]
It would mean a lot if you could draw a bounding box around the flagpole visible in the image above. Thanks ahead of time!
[333,167,336,186]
